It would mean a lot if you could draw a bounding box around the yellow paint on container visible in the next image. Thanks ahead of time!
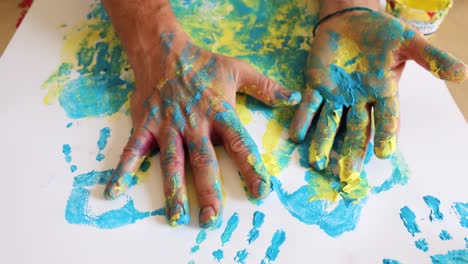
[386,0,452,35]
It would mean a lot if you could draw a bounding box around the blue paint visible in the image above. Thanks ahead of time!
[58,74,134,119]
[191,230,207,253]
[372,151,409,194]
[62,144,72,163]
[399,206,421,236]
[62,144,77,172]
[403,29,415,39]
[151,208,165,216]
[139,160,151,172]
[439,230,453,241]
[221,213,239,246]
[328,31,340,51]
[271,177,366,237]
[321,64,366,107]
[96,127,111,161]
[234,249,248,264]
[248,211,265,244]
[382,259,401,264]
[415,238,429,252]
[454,202,468,228]
[465,238,468,248]
[430,249,468,264]
[65,170,162,229]
[212,249,224,262]
[288,91,302,105]
[66,122,73,128]
[423,195,444,221]
[261,229,286,264]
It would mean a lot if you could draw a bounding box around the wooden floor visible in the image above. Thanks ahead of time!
[0,0,467,121]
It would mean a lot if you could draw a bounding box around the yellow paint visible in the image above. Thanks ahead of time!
[261,119,284,176]
[235,95,253,125]
[334,37,369,73]
[307,175,340,202]
[375,137,397,159]
[398,0,450,11]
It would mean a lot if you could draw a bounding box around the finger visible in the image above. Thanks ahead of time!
[374,96,400,159]
[403,30,468,83]
[213,101,271,200]
[289,88,323,142]
[104,127,155,199]
[187,136,223,229]
[235,60,302,107]
[309,101,343,170]
[159,128,189,227]
[338,103,371,184]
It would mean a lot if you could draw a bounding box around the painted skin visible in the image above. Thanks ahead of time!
[101,0,301,229]
[290,7,468,186]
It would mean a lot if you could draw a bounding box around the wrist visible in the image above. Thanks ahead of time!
[319,0,379,18]
[102,0,186,66]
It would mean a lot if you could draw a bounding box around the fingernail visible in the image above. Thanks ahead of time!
[104,183,121,200]
[287,91,302,105]
[375,138,396,159]
[257,179,272,198]
[168,203,190,227]
[311,156,327,171]
[199,206,222,229]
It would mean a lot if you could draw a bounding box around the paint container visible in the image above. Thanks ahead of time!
[386,0,453,35]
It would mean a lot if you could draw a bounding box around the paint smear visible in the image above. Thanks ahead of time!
[372,152,410,194]
[234,249,249,264]
[65,170,162,229]
[382,259,401,264]
[221,212,240,246]
[190,230,207,253]
[439,230,453,241]
[453,202,468,228]
[415,238,429,252]
[261,229,286,264]
[423,195,444,221]
[272,177,366,237]
[62,144,77,173]
[212,249,224,262]
[430,249,468,264]
[96,127,111,161]
[248,211,265,244]
[399,206,421,236]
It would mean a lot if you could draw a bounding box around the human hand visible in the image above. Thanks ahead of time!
[289,8,467,187]
[103,30,300,228]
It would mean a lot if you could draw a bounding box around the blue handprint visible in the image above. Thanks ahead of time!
[397,195,468,263]
[188,211,287,264]
[63,127,163,229]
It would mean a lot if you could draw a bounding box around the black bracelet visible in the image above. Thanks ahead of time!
[313,7,375,37]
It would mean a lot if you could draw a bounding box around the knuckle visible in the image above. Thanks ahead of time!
[190,152,215,169]
[225,133,248,154]
[197,186,219,201]
[161,151,184,167]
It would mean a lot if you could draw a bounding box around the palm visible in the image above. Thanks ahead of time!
[290,10,467,184]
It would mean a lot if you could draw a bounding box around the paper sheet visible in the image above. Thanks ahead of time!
[0,0,467,263]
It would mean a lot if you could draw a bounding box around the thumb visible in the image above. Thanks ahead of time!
[404,30,468,83]
[234,59,302,107]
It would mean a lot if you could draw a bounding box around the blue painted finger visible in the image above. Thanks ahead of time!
[159,128,190,227]
[289,88,323,142]
[187,135,223,229]
[104,127,155,199]
[309,101,343,170]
